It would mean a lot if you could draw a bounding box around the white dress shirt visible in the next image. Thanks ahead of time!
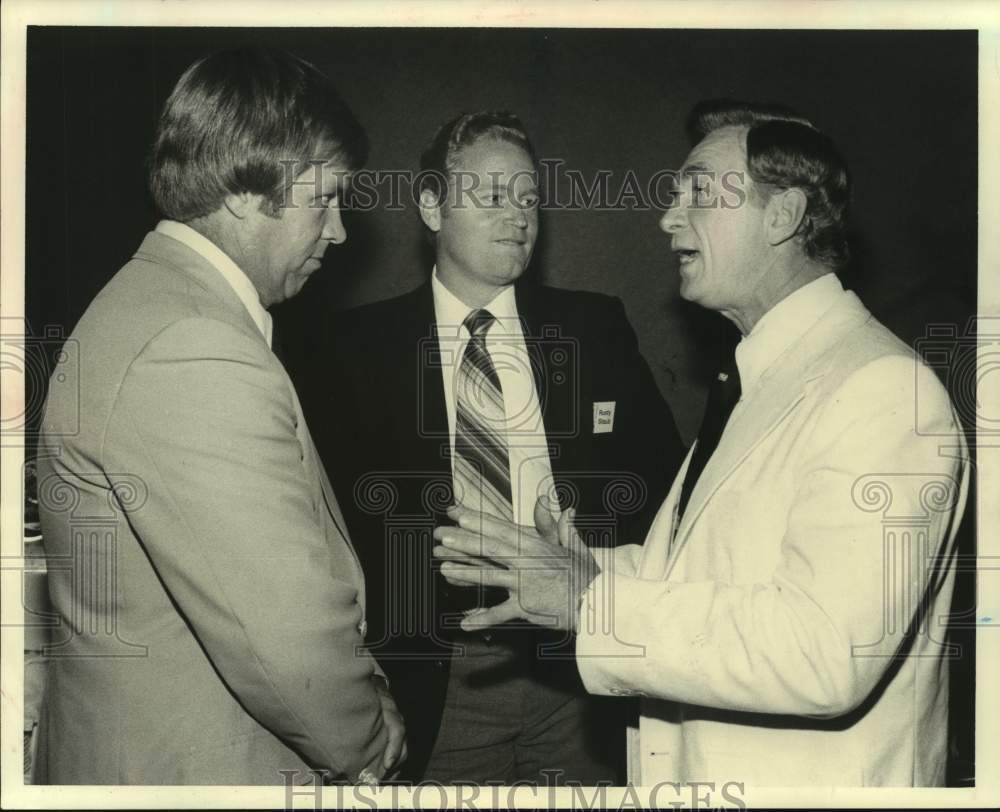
[156,220,273,347]
[431,269,560,525]
[733,271,844,397]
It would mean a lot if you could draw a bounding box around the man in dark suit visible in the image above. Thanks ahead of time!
[303,111,683,783]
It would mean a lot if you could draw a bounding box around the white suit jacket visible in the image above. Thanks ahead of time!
[576,288,968,787]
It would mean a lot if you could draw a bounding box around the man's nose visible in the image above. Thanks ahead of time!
[323,204,347,244]
[505,199,528,227]
[659,203,685,234]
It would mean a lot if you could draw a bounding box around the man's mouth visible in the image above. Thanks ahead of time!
[674,248,700,265]
[495,238,526,246]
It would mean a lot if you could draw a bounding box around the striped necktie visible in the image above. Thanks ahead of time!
[453,308,514,522]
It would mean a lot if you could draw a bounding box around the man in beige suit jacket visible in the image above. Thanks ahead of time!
[36,47,404,785]
[434,101,968,786]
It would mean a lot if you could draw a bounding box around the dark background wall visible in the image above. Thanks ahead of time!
[24,26,977,783]
[26,26,977,439]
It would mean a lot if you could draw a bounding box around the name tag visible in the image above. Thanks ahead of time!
[593,401,616,434]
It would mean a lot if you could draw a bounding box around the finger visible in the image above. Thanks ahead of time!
[562,507,594,564]
[433,526,520,561]
[440,562,516,589]
[557,506,575,548]
[464,606,490,618]
[432,545,515,570]
[452,506,526,547]
[383,722,405,769]
[432,545,498,564]
[533,495,560,541]
[459,599,521,631]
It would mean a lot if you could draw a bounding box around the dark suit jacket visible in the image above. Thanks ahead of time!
[299,281,684,778]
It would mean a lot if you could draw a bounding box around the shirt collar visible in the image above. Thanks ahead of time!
[735,273,844,391]
[155,220,273,347]
[430,267,520,335]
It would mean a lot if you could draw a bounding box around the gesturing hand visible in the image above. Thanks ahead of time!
[432,498,600,633]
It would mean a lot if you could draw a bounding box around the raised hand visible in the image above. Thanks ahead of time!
[432,498,600,633]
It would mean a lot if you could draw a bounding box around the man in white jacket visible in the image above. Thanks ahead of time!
[433,99,968,787]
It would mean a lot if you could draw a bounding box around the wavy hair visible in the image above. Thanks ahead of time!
[149,47,367,220]
[689,100,851,269]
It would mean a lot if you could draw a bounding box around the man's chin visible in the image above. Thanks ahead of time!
[495,259,530,285]
[283,274,313,301]
[677,277,696,302]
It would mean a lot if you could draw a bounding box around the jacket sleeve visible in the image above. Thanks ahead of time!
[576,356,967,717]
[103,317,388,782]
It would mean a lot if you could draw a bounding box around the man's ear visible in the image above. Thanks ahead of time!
[223,191,256,220]
[765,187,808,246]
[419,189,443,233]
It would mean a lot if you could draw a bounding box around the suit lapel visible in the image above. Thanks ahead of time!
[274,332,362,571]
[514,285,566,474]
[412,283,452,473]
[663,291,873,574]
[136,233,364,575]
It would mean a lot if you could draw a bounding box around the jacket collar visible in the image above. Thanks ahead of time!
[664,289,874,569]
[132,230,264,345]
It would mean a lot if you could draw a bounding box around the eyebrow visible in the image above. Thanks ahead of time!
[680,162,712,176]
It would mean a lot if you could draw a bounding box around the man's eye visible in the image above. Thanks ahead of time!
[691,183,713,204]
[521,195,539,209]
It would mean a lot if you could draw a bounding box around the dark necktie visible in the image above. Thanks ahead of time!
[453,309,514,522]
[677,354,741,520]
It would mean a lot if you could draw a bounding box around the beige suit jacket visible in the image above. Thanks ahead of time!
[577,289,968,786]
[37,231,388,784]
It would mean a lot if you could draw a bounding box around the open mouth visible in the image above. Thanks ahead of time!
[674,248,700,265]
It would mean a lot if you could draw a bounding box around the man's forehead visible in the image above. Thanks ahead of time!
[295,160,352,187]
[680,125,748,175]
[454,138,536,178]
